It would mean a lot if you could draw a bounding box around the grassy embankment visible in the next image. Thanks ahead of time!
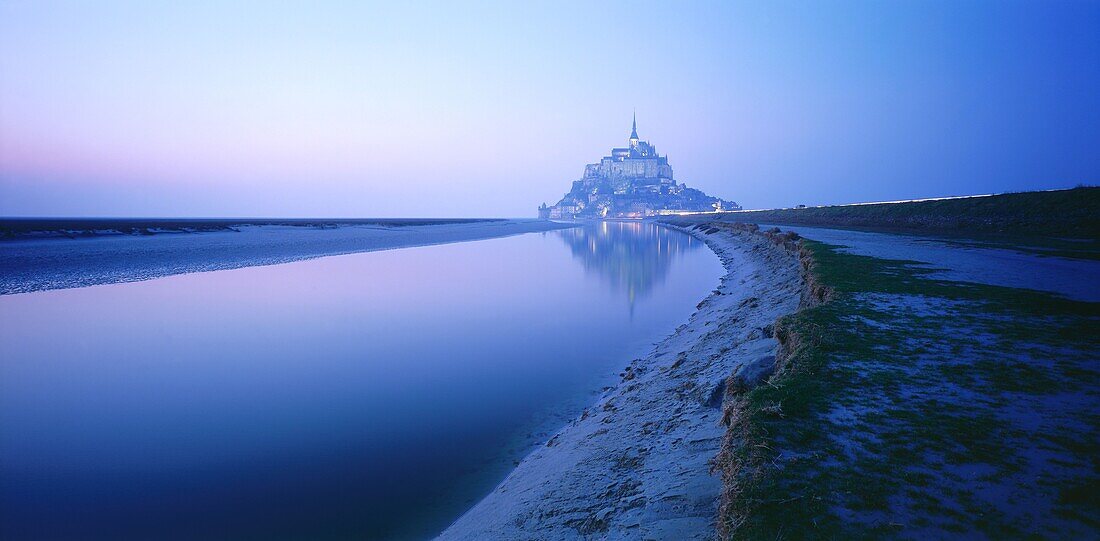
[666,188,1100,537]
[714,234,1099,538]
[702,186,1100,260]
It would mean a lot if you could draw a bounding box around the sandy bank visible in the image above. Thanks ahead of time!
[0,219,574,295]
[0,217,506,241]
[438,224,804,540]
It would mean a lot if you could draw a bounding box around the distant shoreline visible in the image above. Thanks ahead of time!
[674,186,1099,238]
[0,217,505,241]
[0,219,573,295]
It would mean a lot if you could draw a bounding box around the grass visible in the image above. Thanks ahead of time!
[676,186,1100,245]
[715,239,1100,539]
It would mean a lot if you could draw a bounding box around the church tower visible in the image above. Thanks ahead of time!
[629,112,639,148]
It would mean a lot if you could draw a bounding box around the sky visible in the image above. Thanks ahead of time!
[1,0,1098,218]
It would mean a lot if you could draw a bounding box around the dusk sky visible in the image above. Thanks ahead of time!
[1,0,1098,218]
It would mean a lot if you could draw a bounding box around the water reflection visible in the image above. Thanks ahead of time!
[554,221,704,309]
[0,225,721,541]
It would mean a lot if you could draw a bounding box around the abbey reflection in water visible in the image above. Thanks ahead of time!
[554,222,704,307]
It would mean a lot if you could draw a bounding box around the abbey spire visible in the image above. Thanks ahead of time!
[537,117,740,219]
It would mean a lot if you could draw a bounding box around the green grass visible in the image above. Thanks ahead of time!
[717,240,1100,539]
[678,186,1100,243]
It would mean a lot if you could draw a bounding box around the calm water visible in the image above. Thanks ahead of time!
[0,222,722,540]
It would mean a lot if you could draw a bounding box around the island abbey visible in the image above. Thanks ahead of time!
[539,115,740,219]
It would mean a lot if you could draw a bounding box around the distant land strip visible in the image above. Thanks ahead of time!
[686,186,1099,238]
[0,217,503,240]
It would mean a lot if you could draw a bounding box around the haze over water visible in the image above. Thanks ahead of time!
[0,223,722,540]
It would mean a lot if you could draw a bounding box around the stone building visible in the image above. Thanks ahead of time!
[539,115,739,219]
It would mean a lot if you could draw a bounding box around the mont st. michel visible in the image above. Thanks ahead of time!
[539,116,741,219]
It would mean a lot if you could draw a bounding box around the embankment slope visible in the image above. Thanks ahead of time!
[667,218,1100,538]
[439,224,804,540]
[675,186,1099,238]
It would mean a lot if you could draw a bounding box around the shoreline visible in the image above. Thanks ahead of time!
[0,219,574,295]
[0,217,506,241]
[689,186,1099,238]
[705,223,1100,537]
[438,223,804,539]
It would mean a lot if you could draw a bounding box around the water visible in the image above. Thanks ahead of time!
[0,222,722,540]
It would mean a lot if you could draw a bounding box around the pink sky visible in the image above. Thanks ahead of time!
[2,1,1098,217]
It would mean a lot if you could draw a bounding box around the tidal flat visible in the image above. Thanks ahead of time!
[0,221,723,540]
[443,213,1097,539]
[2,212,1096,540]
[0,219,568,294]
